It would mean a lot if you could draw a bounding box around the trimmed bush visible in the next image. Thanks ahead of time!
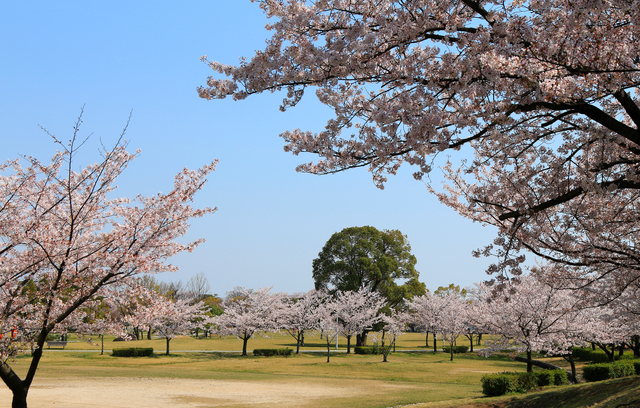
[442,345,469,354]
[353,345,381,355]
[551,369,569,386]
[112,347,154,357]
[481,372,536,396]
[252,348,292,357]
[583,361,636,382]
[535,370,554,386]
[481,370,568,397]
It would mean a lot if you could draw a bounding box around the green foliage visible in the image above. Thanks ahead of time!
[481,370,569,396]
[534,369,569,386]
[252,348,293,357]
[583,361,637,382]
[312,226,425,306]
[354,346,381,355]
[442,346,469,354]
[573,347,612,363]
[112,347,154,357]
[434,284,467,298]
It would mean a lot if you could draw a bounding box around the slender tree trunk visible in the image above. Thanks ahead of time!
[100,334,104,355]
[629,335,640,357]
[477,333,482,346]
[450,340,454,362]
[165,337,171,355]
[526,350,533,373]
[433,333,437,353]
[147,328,152,340]
[242,335,249,356]
[425,332,429,347]
[382,331,388,363]
[566,352,578,384]
[296,332,302,354]
[618,344,624,357]
[300,331,305,347]
[325,337,331,363]
[346,335,351,354]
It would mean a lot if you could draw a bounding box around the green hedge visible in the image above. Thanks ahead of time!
[112,347,154,357]
[252,348,292,357]
[353,346,381,355]
[481,370,569,396]
[442,345,469,354]
[583,361,636,382]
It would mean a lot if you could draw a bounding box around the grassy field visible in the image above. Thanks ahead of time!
[52,331,459,352]
[6,333,639,407]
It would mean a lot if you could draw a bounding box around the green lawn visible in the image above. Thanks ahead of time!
[53,331,473,352]
[13,333,638,408]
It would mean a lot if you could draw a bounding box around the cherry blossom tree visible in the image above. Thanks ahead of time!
[213,287,285,356]
[313,297,342,363]
[377,310,408,363]
[126,293,207,355]
[334,289,385,354]
[0,114,216,408]
[200,0,640,299]
[278,289,328,354]
[409,292,469,361]
[470,275,590,372]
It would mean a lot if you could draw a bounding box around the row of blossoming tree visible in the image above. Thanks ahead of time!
[118,275,639,383]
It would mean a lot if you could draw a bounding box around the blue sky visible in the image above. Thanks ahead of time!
[1,1,503,296]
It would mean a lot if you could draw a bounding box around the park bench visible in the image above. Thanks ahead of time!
[46,341,68,349]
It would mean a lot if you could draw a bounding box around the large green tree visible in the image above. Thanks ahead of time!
[313,226,426,307]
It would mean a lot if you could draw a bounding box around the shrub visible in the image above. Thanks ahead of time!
[551,369,569,386]
[481,370,568,397]
[442,345,469,354]
[252,348,292,357]
[535,371,554,386]
[481,372,536,396]
[583,361,636,382]
[354,346,381,355]
[112,347,154,357]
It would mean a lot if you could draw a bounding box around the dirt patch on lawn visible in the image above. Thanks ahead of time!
[0,377,372,407]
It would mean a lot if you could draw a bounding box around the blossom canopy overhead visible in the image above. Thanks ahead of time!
[200,0,640,297]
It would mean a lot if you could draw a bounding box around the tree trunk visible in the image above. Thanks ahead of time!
[165,337,171,355]
[296,332,302,354]
[147,328,152,340]
[629,335,640,357]
[450,342,454,361]
[382,332,388,363]
[0,361,29,408]
[477,333,482,346]
[433,333,437,353]
[242,335,249,356]
[356,332,368,347]
[325,338,331,363]
[568,354,578,384]
[100,334,104,355]
[526,350,533,373]
[346,335,351,354]
[300,331,305,347]
[425,332,429,347]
